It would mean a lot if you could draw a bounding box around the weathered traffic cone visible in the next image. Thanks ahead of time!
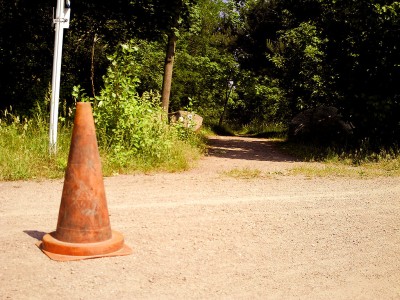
[38,102,132,261]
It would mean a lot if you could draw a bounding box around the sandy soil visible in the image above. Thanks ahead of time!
[0,135,399,299]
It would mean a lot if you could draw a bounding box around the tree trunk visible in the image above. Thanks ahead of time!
[161,33,177,113]
[90,33,97,99]
[219,81,234,127]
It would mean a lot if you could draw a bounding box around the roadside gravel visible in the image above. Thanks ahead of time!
[0,136,399,299]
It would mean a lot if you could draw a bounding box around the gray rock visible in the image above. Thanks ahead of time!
[169,110,203,132]
[289,106,353,143]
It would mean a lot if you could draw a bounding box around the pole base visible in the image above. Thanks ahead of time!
[37,230,132,261]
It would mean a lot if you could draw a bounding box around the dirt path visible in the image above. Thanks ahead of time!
[0,136,399,299]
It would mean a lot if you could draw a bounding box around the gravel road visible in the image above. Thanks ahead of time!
[0,136,399,299]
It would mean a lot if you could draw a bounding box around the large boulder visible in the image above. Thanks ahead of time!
[168,110,203,132]
[289,106,353,143]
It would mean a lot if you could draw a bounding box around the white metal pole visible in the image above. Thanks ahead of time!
[49,0,70,154]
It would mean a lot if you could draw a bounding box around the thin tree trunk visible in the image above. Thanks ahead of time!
[219,81,234,127]
[161,33,177,113]
[90,33,97,99]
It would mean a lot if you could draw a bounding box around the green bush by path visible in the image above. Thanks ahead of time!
[74,41,204,173]
[0,104,203,181]
[0,42,204,181]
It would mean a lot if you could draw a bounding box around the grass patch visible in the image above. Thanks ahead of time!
[238,122,287,139]
[290,160,400,178]
[0,109,205,181]
[0,121,70,180]
[280,141,400,178]
[100,139,203,176]
[208,123,235,136]
[222,167,262,179]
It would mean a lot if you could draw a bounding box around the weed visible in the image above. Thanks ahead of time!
[0,107,70,180]
[238,122,287,139]
[222,167,262,179]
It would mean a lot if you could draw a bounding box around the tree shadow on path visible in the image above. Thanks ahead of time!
[206,136,298,163]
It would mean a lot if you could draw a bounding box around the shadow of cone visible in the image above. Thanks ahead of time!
[37,102,132,261]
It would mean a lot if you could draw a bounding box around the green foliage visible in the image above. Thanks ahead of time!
[73,41,203,171]
[169,0,241,124]
[375,2,400,16]
[172,45,239,122]
[230,72,287,125]
[91,42,167,164]
[170,115,196,141]
[0,107,70,180]
[132,0,201,38]
[209,124,235,136]
[3,0,400,150]
[238,122,287,139]
[0,0,53,110]
[237,0,400,146]
[267,21,332,112]
[318,0,400,144]
[0,96,203,181]
[281,139,400,166]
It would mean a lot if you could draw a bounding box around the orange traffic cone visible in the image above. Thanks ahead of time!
[38,102,132,261]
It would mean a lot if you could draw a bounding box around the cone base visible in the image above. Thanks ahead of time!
[37,230,133,261]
